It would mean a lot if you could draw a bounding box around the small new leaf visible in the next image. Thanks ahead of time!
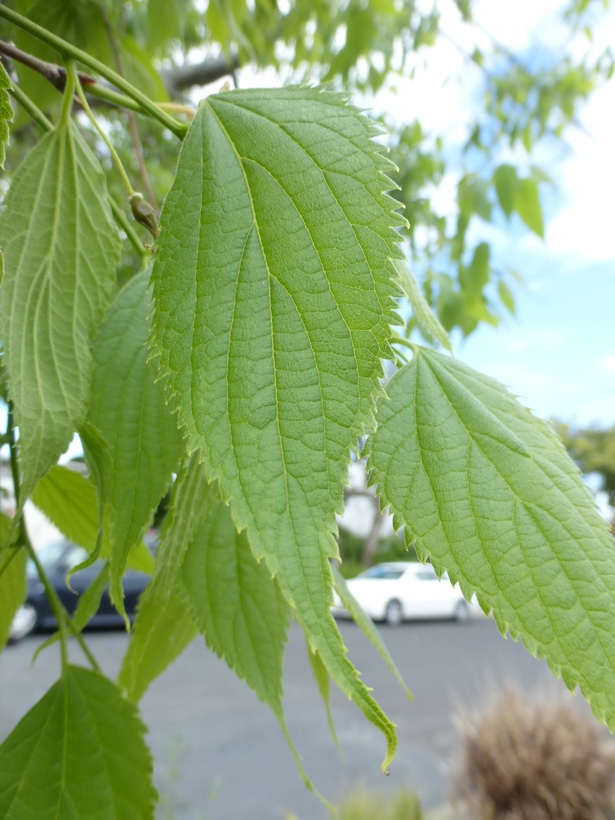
[0,120,120,498]
[366,347,615,728]
[0,665,157,818]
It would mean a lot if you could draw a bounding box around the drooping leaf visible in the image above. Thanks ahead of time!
[33,562,111,664]
[86,270,183,615]
[119,585,197,702]
[182,496,324,799]
[366,346,615,727]
[0,62,13,168]
[515,177,544,238]
[152,87,404,769]
[31,465,154,574]
[393,258,451,352]
[306,639,342,757]
[0,118,120,498]
[0,665,157,818]
[493,163,519,219]
[118,452,211,699]
[332,566,413,701]
[0,514,26,652]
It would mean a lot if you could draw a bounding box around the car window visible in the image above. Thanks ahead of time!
[359,566,405,580]
[415,568,438,581]
[28,542,70,578]
[64,546,89,571]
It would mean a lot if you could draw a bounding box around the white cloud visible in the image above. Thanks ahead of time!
[597,354,615,375]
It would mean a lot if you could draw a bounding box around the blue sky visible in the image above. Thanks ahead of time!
[365,0,615,429]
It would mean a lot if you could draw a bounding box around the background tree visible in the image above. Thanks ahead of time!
[556,421,615,532]
[1,0,612,327]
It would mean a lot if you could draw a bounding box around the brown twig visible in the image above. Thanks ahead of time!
[0,39,95,92]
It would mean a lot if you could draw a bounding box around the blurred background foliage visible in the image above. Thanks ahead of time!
[1,0,613,335]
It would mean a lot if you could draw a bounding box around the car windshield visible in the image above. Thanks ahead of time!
[358,566,405,580]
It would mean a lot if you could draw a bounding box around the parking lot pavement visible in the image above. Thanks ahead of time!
[0,617,598,819]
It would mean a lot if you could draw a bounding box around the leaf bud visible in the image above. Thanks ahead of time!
[129,193,159,240]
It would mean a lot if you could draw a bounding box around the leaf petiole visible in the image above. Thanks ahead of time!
[68,61,135,198]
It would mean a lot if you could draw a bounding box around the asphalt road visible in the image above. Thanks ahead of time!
[0,616,600,820]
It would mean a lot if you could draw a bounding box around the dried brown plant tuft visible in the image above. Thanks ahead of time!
[452,690,615,819]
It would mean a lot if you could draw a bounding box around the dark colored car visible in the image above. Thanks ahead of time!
[10,541,152,641]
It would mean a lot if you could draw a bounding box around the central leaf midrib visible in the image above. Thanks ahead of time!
[204,100,332,604]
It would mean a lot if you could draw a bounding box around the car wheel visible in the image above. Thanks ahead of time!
[454,600,471,623]
[9,603,39,642]
[385,600,403,626]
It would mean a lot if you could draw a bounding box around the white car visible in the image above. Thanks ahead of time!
[332,561,474,625]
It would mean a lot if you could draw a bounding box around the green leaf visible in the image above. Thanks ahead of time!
[365,347,615,728]
[0,515,26,652]
[31,465,154,574]
[147,0,183,52]
[332,566,413,701]
[33,562,110,664]
[492,163,519,219]
[393,259,451,352]
[119,585,197,702]
[118,451,212,699]
[86,270,183,616]
[0,665,156,818]
[182,496,326,801]
[498,279,515,315]
[152,87,403,769]
[516,177,544,238]
[306,639,342,757]
[0,119,120,498]
[461,242,490,299]
[0,62,13,168]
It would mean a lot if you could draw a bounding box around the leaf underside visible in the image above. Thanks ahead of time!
[118,451,211,700]
[182,495,321,798]
[0,62,13,168]
[306,638,342,757]
[366,347,615,727]
[86,270,183,614]
[152,86,405,767]
[0,120,119,498]
[0,665,156,819]
[0,515,26,651]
